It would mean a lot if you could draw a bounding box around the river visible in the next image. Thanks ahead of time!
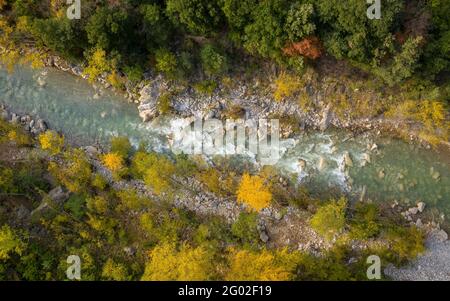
[1,65,449,216]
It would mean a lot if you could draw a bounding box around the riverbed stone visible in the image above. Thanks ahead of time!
[408,207,419,215]
[36,119,47,131]
[343,151,353,167]
[318,156,326,171]
[417,202,426,213]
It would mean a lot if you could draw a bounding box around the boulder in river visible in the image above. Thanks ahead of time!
[36,119,47,132]
[297,159,306,171]
[343,151,353,168]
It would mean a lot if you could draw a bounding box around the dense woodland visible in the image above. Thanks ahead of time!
[0,0,448,86]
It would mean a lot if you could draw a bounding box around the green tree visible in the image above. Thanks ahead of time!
[166,0,223,35]
[242,0,289,61]
[285,2,316,42]
[31,17,82,60]
[154,48,177,78]
[200,44,228,76]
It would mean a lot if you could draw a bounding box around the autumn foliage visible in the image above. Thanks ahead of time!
[225,248,298,281]
[283,36,323,60]
[39,130,64,155]
[236,173,272,212]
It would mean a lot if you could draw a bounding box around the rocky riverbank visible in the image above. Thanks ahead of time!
[37,52,446,150]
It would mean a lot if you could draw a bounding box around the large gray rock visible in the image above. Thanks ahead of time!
[31,186,70,217]
[137,78,165,122]
[319,104,332,131]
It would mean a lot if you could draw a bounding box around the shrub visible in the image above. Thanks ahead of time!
[116,189,148,212]
[86,196,108,215]
[102,258,129,281]
[386,99,449,144]
[0,167,15,193]
[283,36,323,59]
[382,226,425,265]
[273,73,302,101]
[131,152,175,195]
[7,129,32,146]
[193,80,218,95]
[231,212,260,247]
[64,194,86,219]
[155,48,177,77]
[174,154,198,177]
[48,149,92,194]
[158,92,172,115]
[91,173,107,190]
[236,173,272,212]
[39,131,64,155]
[349,203,381,240]
[107,70,124,89]
[83,48,111,83]
[124,65,143,83]
[110,136,132,159]
[310,198,347,240]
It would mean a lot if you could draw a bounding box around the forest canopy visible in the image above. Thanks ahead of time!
[0,0,448,90]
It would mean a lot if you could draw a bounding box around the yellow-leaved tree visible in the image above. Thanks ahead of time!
[236,173,272,211]
[39,130,65,155]
[0,225,27,261]
[225,248,299,281]
[141,242,215,281]
[83,48,111,83]
[101,152,127,180]
[0,19,19,73]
